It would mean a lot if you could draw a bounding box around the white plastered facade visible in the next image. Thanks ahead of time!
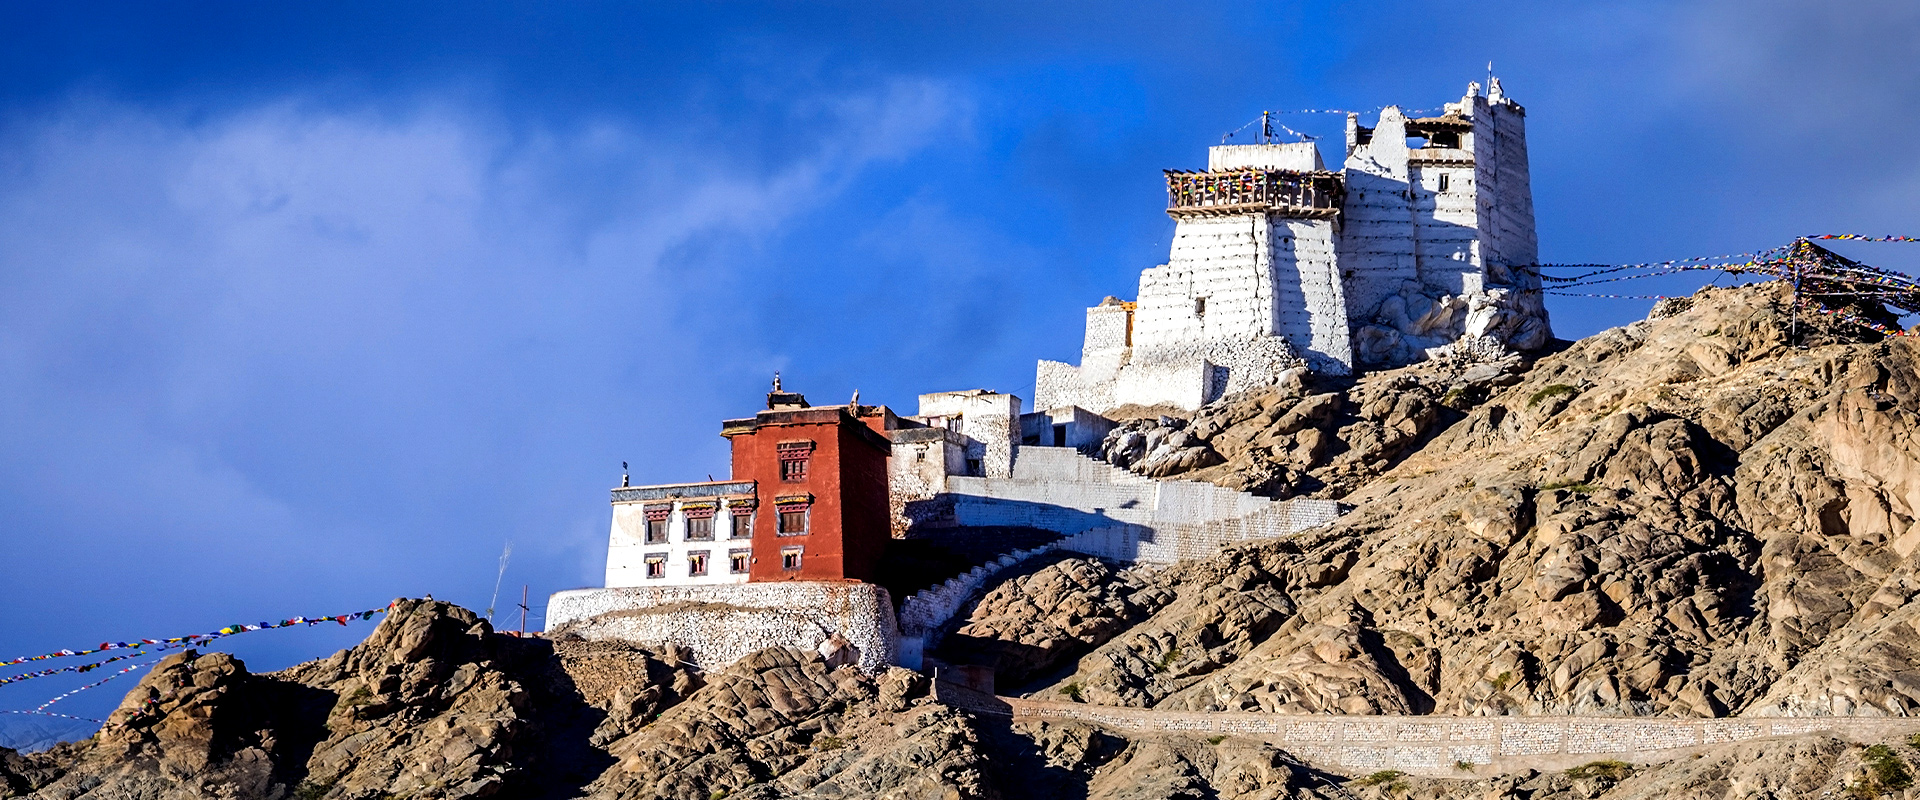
[605,484,757,588]
[1038,79,1551,414]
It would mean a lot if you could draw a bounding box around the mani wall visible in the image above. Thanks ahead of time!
[940,692,1920,776]
[547,582,897,674]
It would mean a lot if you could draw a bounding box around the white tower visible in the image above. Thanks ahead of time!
[1037,78,1551,414]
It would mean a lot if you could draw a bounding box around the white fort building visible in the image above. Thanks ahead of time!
[1038,79,1551,413]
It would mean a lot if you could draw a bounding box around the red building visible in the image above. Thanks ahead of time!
[720,384,893,583]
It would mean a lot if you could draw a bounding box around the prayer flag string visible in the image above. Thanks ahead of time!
[1530,237,1919,340]
[1,604,393,689]
[32,659,154,712]
[0,709,103,723]
[1809,234,1920,243]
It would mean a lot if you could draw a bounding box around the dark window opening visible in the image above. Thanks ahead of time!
[729,549,751,574]
[1194,296,1207,317]
[644,554,666,579]
[777,507,809,536]
[1437,173,1450,193]
[688,551,709,577]
[1053,424,1067,447]
[730,512,753,539]
[644,518,668,544]
[685,516,714,541]
[781,546,803,571]
[966,458,983,476]
[780,457,808,482]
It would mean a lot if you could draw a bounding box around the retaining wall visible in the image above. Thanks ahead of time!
[1000,697,1920,775]
[895,448,1343,668]
[546,583,896,674]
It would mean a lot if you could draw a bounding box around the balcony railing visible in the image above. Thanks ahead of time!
[1164,169,1344,219]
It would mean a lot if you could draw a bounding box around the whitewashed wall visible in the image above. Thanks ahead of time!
[548,582,897,674]
[607,493,755,588]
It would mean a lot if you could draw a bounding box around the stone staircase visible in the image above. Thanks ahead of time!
[893,446,1345,669]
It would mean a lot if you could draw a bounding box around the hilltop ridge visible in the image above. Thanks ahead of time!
[6,281,1920,800]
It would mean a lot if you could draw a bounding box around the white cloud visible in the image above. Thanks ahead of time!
[0,78,968,625]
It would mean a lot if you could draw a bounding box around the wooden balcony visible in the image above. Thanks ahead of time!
[1165,169,1344,220]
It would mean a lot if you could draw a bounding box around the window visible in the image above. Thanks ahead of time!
[688,551,709,577]
[643,506,671,544]
[1437,173,1450,192]
[781,546,803,571]
[730,511,753,539]
[1194,296,1207,317]
[777,507,809,536]
[685,515,714,541]
[966,458,983,476]
[729,548,751,574]
[915,447,926,462]
[644,553,666,579]
[777,441,814,483]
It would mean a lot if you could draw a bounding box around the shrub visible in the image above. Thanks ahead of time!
[1909,732,1920,749]
[1059,683,1083,702]
[1566,760,1632,781]
[1152,648,1182,674]
[1491,671,1514,691]
[813,736,846,752]
[1455,760,1476,772]
[1357,770,1404,786]
[1849,744,1914,798]
[1539,480,1596,494]
[1528,384,1577,408]
[1207,735,1227,745]
[296,781,336,800]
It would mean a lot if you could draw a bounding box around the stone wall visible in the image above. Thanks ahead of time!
[999,698,1920,775]
[894,447,1345,666]
[546,582,897,674]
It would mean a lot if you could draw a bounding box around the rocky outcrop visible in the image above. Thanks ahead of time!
[1,601,997,800]
[936,557,1173,688]
[1099,349,1529,499]
[1030,283,1920,721]
[585,647,992,800]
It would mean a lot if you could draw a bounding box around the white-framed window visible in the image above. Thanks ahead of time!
[777,505,809,536]
[730,510,754,539]
[643,505,671,544]
[644,553,667,579]
[729,548,751,574]
[780,546,803,571]
[688,551,709,577]
[685,515,714,541]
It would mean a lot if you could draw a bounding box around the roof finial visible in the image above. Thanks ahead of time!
[850,389,861,408]
[773,371,782,392]
[621,461,629,488]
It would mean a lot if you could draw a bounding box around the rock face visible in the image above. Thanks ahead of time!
[1043,283,1920,721]
[1098,350,1528,499]
[0,601,994,800]
[936,557,1173,688]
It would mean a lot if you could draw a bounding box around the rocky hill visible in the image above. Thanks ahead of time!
[6,282,1920,800]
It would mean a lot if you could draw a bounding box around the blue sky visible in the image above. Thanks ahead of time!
[2,1,1917,724]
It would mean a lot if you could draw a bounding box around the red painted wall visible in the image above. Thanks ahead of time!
[727,407,891,583]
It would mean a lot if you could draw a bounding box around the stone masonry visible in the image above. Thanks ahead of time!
[1039,77,1552,414]
[546,582,897,674]
[958,695,1920,776]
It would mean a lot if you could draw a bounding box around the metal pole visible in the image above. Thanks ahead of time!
[517,585,528,637]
